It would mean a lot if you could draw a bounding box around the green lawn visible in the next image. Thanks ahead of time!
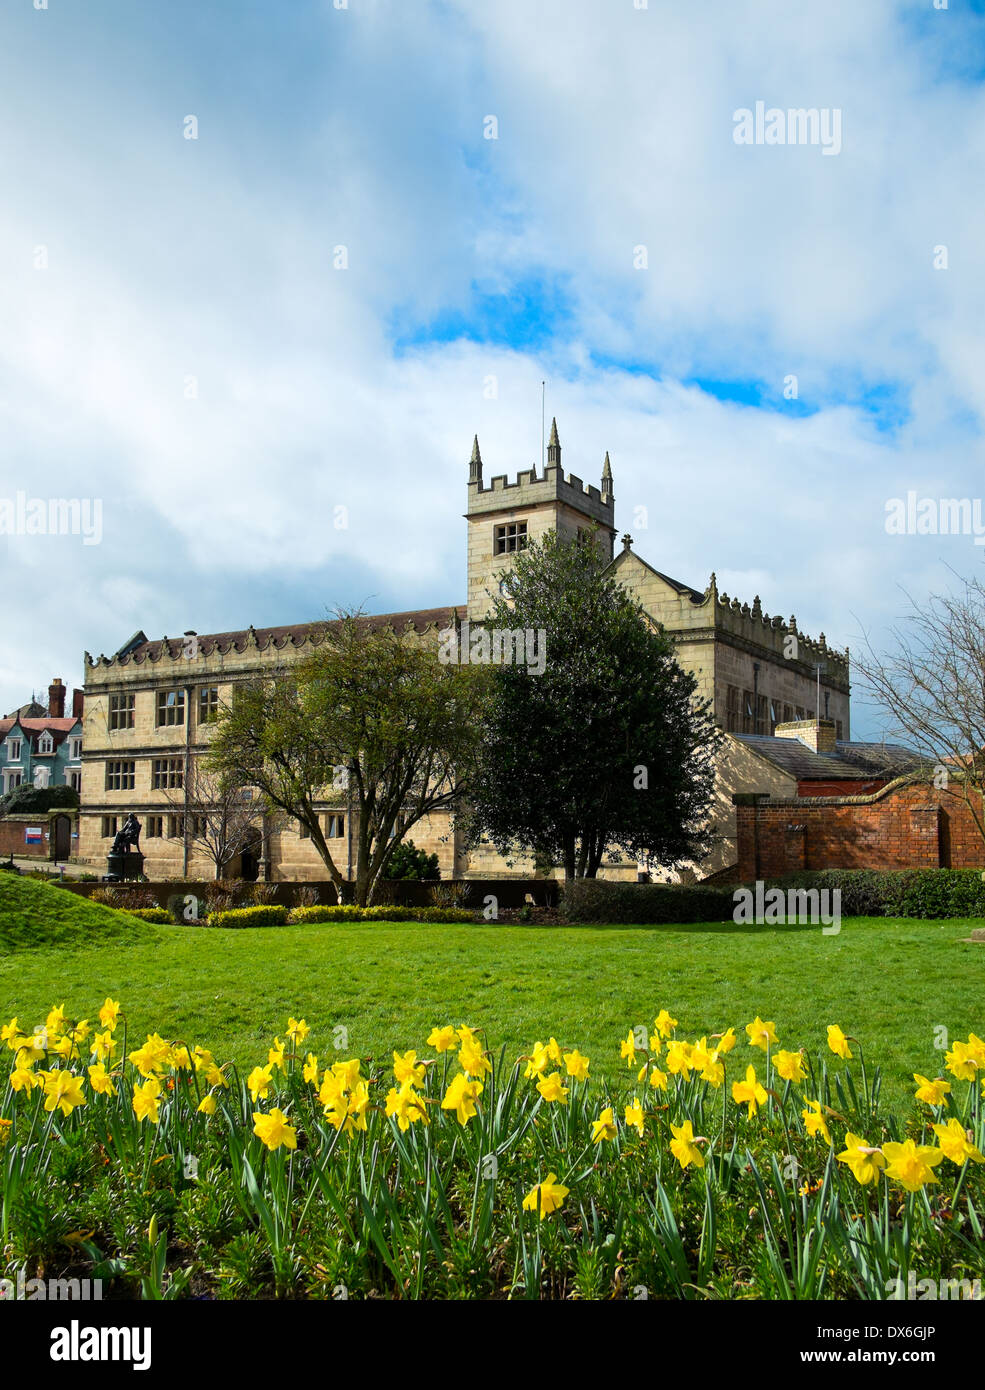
[2,910,981,1110]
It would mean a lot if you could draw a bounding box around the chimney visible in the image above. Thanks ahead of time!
[775,718,837,755]
[72,688,84,719]
[48,678,66,719]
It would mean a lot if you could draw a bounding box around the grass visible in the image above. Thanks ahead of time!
[0,879,980,1110]
[0,873,155,953]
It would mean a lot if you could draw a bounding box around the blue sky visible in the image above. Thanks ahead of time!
[2,0,985,740]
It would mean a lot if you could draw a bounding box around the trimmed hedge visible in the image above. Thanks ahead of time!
[125,907,173,924]
[206,905,289,928]
[762,869,985,919]
[563,880,737,924]
[286,904,477,924]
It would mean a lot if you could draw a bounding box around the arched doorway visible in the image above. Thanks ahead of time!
[52,814,71,861]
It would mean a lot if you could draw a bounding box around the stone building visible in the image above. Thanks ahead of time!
[78,421,850,881]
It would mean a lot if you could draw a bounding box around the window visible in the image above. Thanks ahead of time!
[836,720,844,741]
[101,816,118,839]
[168,815,184,839]
[152,757,184,790]
[755,694,769,737]
[769,700,781,734]
[106,760,136,791]
[69,771,82,792]
[298,821,310,839]
[37,732,54,755]
[494,521,527,555]
[199,687,219,724]
[190,815,207,837]
[7,738,21,762]
[782,704,793,725]
[325,813,345,839]
[146,815,164,838]
[109,694,135,730]
[742,690,755,735]
[69,737,82,760]
[5,771,22,791]
[795,706,807,721]
[156,689,185,727]
[725,685,740,734]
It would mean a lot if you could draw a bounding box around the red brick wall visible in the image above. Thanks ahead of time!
[734,780,985,879]
[0,819,50,858]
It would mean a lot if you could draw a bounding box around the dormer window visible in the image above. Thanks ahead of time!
[37,732,54,756]
[7,738,22,762]
[69,737,82,760]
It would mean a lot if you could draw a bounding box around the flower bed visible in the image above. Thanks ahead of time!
[1,1003,982,1299]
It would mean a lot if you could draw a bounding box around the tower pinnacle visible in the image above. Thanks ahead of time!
[601,450,613,499]
[547,417,561,469]
[469,434,482,484]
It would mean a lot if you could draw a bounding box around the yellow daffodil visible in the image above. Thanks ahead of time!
[198,1093,217,1115]
[649,1067,668,1092]
[441,1073,483,1126]
[1,1018,20,1048]
[913,1074,951,1107]
[827,1025,853,1060]
[253,1108,297,1151]
[836,1133,887,1185]
[205,1062,228,1089]
[303,1053,319,1086]
[692,1037,724,1087]
[192,1045,214,1072]
[456,1025,479,1050]
[384,1080,429,1132]
[46,1004,68,1035]
[745,1016,778,1052]
[459,1039,492,1078]
[132,1077,162,1125]
[545,1037,563,1065]
[286,1017,310,1045]
[536,1072,569,1105]
[247,1064,275,1101]
[128,1033,171,1078]
[9,1065,37,1093]
[427,1025,457,1053]
[714,1027,737,1054]
[774,1049,807,1084]
[563,1049,590,1082]
[332,1058,362,1090]
[87,1063,116,1097]
[625,1098,645,1136]
[654,1010,678,1039]
[648,1032,663,1056]
[882,1139,944,1192]
[945,1042,980,1083]
[98,998,121,1030]
[319,1072,346,1113]
[267,1038,286,1072]
[802,1098,831,1144]
[931,1118,985,1166]
[524,1041,550,1079]
[393,1050,426,1086]
[346,1081,371,1133]
[967,1033,985,1067]
[665,1039,693,1081]
[42,1070,86,1117]
[732,1064,767,1119]
[522,1172,569,1219]
[669,1119,705,1170]
[90,1030,117,1064]
[591,1107,617,1144]
[620,1031,637,1066]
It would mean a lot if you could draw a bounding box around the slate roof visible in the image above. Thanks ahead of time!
[118,607,466,662]
[0,716,81,749]
[735,734,922,782]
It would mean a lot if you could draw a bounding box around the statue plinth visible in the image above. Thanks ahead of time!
[106,851,145,882]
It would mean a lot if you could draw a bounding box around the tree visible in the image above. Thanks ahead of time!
[387,839,440,880]
[207,610,487,904]
[461,530,721,880]
[161,761,267,880]
[852,572,985,848]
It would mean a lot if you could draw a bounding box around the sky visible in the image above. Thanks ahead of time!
[2,0,985,738]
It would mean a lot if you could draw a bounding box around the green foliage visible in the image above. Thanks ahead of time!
[564,880,736,923]
[0,784,79,815]
[386,839,440,880]
[286,904,476,924]
[126,908,174,923]
[463,531,722,879]
[206,905,289,928]
[0,875,157,954]
[764,869,985,919]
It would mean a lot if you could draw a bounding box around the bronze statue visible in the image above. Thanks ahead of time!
[110,814,141,856]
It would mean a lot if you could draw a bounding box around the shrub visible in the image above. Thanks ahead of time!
[293,885,320,909]
[249,882,279,906]
[206,905,288,928]
[78,872,99,882]
[429,881,473,909]
[386,840,440,881]
[0,784,79,815]
[125,907,172,923]
[91,885,157,911]
[285,903,477,924]
[763,868,985,919]
[563,880,736,924]
[166,891,206,925]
